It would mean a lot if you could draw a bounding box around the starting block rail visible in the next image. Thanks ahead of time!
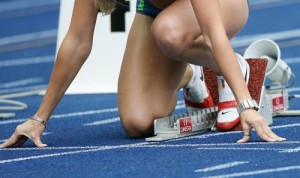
[145,87,272,142]
[145,107,218,141]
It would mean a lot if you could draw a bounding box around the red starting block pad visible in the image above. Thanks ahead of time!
[204,59,267,106]
[146,58,272,141]
[204,58,272,130]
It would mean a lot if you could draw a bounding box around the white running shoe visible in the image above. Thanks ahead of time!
[216,53,250,131]
[183,64,214,112]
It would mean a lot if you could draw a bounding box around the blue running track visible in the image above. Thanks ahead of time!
[0,0,300,177]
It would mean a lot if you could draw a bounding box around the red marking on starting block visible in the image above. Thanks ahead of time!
[272,96,284,112]
[180,117,192,133]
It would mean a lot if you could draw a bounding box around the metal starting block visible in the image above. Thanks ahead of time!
[146,58,300,142]
[145,107,218,142]
[146,57,299,142]
[146,86,272,142]
[266,87,300,116]
[146,58,275,142]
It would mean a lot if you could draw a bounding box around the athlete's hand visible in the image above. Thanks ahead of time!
[0,119,47,148]
[237,109,286,143]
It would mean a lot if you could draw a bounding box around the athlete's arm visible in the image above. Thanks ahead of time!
[0,0,98,148]
[190,0,285,142]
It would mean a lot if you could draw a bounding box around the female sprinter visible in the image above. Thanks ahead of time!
[118,0,285,143]
[0,0,284,148]
[0,0,208,148]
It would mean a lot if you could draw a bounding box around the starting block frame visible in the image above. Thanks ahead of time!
[146,58,274,142]
[146,58,299,142]
[145,107,218,141]
[266,87,300,116]
[146,87,273,142]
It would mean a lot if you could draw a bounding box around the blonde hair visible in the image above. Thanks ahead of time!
[93,0,116,15]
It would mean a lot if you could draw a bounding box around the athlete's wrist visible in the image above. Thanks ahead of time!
[29,116,47,128]
[237,99,259,115]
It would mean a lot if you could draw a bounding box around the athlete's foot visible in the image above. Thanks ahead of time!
[216,53,250,131]
[183,64,214,113]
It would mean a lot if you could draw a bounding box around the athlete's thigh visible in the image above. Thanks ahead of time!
[154,0,201,41]
[155,0,248,39]
[118,13,186,120]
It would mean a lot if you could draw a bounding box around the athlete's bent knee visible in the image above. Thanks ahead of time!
[151,20,189,61]
[120,114,154,138]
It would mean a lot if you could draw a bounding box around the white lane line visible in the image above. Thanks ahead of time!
[197,141,300,147]
[0,78,44,88]
[4,28,299,52]
[271,123,300,129]
[231,28,300,48]
[289,87,300,93]
[172,141,300,147]
[195,161,249,173]
[1,141,299,151]
[175,104,186,109]
[0,85,47,95]
[131,144,285,152]
[0,56,54,67]
[0,142,297,164]
[280,147,300,153]
[0,142,148,164]
[51,108,119,119]
[279,38,300,48]
[285,57,300,64]
[0,108,119,125]
[0,132,52,143]
[249,0,300,11]
[58,101,183,122]
[196,147,284,151]
[0,0,59,13]
[249,0,285,4]
[0,146,100,151]
[84,117,120,126]
[0,29,57,46]
[0,38,56,53]
[83,103,186,126]
[203,165,300,178]
[166,123,300,142]
[0,142,290,164]
[175,141,300,147]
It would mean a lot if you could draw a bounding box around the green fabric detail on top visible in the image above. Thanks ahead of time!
[137,0,145,11]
